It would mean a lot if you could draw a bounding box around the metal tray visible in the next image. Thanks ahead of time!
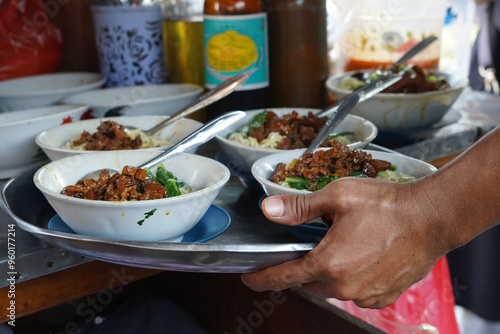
[0,164,315,273]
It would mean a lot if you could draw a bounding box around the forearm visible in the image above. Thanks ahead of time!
[414,126,500,250]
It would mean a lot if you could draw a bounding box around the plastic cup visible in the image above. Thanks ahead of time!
[91,4,167,87]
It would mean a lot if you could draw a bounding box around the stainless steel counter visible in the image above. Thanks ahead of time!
[381,89,500,161]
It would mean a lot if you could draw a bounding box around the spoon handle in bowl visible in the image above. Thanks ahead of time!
[144,72,249,136]
[317,74,403,118]
[305,93,361,155]
[140,111,246,170]
[394,36,437,66]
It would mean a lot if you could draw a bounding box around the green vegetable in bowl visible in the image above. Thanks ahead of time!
[245,110,267,134]
[340,64,451,93]
[145,163,185,198]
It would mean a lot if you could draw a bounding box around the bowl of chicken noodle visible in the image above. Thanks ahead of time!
[326,66,468,131]
[36,115,203,161]
[34,150,230,241]
[215,108,377,175]
[252,143,436,234]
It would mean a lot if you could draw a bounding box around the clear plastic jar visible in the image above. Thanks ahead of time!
[341,0,447,71]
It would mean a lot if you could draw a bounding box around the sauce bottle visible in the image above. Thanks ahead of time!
[203,0,271,119]
[265,0,329,108]
[162,0,206,121]
[162,0,204,86]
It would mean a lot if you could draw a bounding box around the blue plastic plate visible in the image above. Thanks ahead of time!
[48,204,231,243]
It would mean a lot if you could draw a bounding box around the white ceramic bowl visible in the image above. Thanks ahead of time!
[215,108,378,175]
[326,71,468,131]
[34,151,230,242]
[36,116,203,161]
[251,148,437,197]
[0,72,106,112]
[0,104,89,179]
[61,84,203,118]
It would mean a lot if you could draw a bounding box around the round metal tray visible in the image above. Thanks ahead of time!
[1,165,314,273]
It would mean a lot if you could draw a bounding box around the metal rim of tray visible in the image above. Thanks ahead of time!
[0,170,315,273]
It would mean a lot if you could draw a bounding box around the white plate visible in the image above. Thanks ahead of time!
[61,84,203,118]
[0,72,106,112]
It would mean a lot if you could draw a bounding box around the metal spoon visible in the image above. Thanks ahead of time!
[393,36,437,66]
[316,74,403,118]
[127,72,249,136]
[316,36,437,120]
[306,75,402,154]
[83,111,246,180]
[306,93,361,155]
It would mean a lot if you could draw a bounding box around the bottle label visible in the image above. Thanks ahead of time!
[204,13,269,90]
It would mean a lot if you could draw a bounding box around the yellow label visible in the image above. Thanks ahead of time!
[206,31,258,72]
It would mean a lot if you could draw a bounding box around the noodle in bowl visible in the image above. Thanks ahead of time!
[61,126,171,151]
[252,147,436,226]
[36,115,203,161]
[215,108,378,175]
[326,70,468,130]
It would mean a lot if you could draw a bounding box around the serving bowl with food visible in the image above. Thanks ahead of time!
[61,83,203,118]
[215,108,378,175]
[326,64,468,131]
[34,150,231,242]
[0,72,106,112]
[251,142,437,241]
[36,116,203,161]
[0,104,89,179]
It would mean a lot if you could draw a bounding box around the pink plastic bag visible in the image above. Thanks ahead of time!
[328,257,459,334]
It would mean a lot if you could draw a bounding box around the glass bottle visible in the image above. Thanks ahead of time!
[265,0,329,108]
[162,0,204,85]
[162,0,206,121]
[203,0,271,119]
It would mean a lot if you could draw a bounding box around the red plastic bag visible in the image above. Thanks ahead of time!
[0,0,63,81]
[328,256,459,334]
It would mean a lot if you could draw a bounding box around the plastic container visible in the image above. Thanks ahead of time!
[341,0,447,71]
[439,0,477,84]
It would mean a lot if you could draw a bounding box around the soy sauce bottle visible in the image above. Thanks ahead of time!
[203,0,270,119]
[265,0,329,108]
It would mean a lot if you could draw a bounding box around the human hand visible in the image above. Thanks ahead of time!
[241,177,447,309]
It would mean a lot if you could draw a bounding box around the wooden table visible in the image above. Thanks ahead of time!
[0,260,384,334]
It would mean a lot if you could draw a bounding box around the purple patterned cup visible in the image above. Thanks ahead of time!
[91,4,167,87]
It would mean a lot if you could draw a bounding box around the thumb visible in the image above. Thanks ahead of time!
[262,190,333,226]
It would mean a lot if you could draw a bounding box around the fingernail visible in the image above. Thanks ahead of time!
[264,197,284,217]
